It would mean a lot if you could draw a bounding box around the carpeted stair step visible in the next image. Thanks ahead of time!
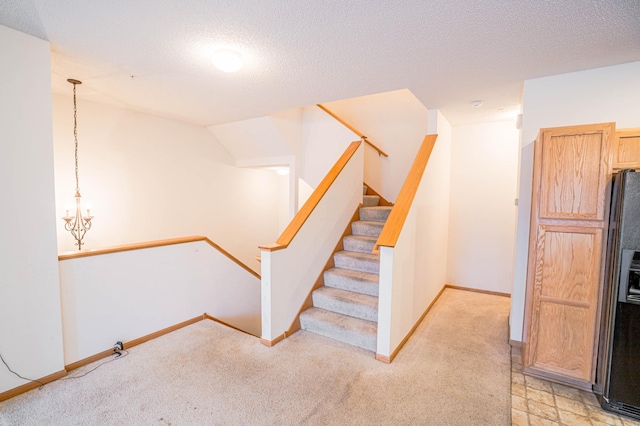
[324,267,379,296]
[312,286,378,322]
[334,251,379,274]
[359,206,392,223]
[363,195,380,207]
[352,220,384,237]
[299,307,377,352]
[343,235,377,253]
[363,185,368,195]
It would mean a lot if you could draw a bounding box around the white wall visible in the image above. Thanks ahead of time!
[448,121,519,294]
[59,241,261,364]
[511,61,640,342]
[378,112,451,357]
[323,89,430,201]
[301,106,358,188]
[207,114,296,161]
[0,25,65,394]
[298,178,314,210]
[270,108,304,219]
[52,95,280,270]
[261,145,364,340]
[277,173,290,234]
[209,105,359,229]
[207,110,301,223]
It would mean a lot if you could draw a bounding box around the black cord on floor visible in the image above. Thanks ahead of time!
[61,350,129,381]
[1,349,129,391]
[0,352,45,389]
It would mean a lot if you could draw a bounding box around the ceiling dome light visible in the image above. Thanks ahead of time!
[471,100,484,108]
[213,49,243,73]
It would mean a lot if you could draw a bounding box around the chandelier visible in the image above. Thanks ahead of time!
[62,79,93,250]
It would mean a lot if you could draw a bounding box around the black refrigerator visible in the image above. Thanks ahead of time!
[597,169,640,419]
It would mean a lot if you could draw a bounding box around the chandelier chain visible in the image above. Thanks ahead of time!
[63,78,93,251]
[73,82,79,193]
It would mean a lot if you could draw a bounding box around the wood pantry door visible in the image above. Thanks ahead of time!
[538,127,611,221]
[527,225,602,381]
[524,123,615,387]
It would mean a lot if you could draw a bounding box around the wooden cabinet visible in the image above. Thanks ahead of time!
[524,123,615,389]
[527,226,603,382]
[613,129,640,170]
[538,129,611,221]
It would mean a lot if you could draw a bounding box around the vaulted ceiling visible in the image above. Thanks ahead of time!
[2,1,640,126]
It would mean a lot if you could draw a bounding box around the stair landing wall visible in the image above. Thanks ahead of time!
[377,124,451,360]
[261,145,364,341]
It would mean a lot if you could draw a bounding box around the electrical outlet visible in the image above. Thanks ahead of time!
[114,341,124,351]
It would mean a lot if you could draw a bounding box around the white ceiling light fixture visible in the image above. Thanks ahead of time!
[276,167,290,176]
[471,100,484,108]
[212,49,244,73]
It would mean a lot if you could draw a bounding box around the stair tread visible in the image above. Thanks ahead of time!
[343,234,377,254]
[360,206,392,211]
[301,307,377,331]
[314,286,378,309]
[313,286,378,322]
[334,250,379,274]
[300,307,377,351]
[326,267,379,282]
[334,250,379,261]
[351,221,384,238]
[359,206,392,223]
[362,195,380,207]
[343,235,377,243]
[324,267,379,296]
[354,220,385,226]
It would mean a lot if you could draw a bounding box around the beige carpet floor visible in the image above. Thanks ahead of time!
[0,289,511,425]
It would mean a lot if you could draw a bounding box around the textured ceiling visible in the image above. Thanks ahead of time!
[1,0,640,126]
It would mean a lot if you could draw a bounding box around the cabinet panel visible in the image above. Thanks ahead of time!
[539,229,600,303]
[539,129,610,220]
[533,302,590,380]
[614,129,640,169]
[528,225,602,383]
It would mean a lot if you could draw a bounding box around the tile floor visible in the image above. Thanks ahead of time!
[511,348,640,426]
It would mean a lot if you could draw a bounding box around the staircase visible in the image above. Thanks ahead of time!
[299,185,392,352]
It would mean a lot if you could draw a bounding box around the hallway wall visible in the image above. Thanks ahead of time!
[447,121,520,294]
[0,25,64,395]
[52,94,281,270]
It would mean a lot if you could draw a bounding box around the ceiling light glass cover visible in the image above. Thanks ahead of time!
[213,49,243,73]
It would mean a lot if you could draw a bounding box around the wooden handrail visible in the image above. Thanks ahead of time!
[317,104,389,157]
[58,235,260,279]
[259,140,362,252]
[374,134,438,252]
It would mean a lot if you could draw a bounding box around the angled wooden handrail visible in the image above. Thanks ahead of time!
[317,104,389,157]
[259,140,362,252]
[374,134,438,253]
[58,235,260,279]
